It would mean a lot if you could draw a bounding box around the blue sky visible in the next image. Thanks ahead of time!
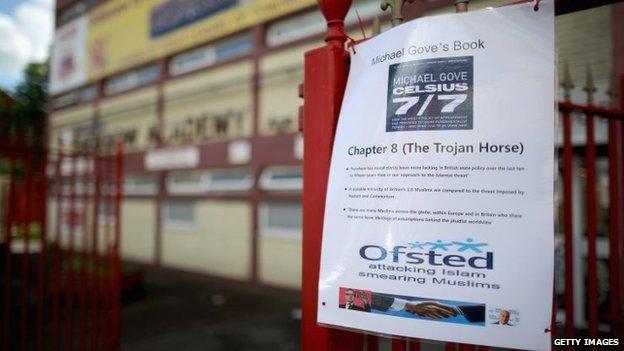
[0,0,54,91]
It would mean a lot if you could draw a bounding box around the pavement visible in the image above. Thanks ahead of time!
[121,268,300,351]
[107,267,484,351]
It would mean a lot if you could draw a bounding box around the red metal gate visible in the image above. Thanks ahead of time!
[1,136,123,351]
[300,1,624,350]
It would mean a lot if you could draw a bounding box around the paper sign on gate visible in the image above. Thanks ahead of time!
[317,2,555,350]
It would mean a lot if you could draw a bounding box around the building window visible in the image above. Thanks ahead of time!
[166,169,252,194]
[104,64,160,95]
[98,199,115,223]
[169,34,252,76]
[259,166,302,191]
[260,201,302,239]
[166,171,204,194]
[163,201,196,228]
[205,169,252,191]
[124,173,158,195]
[214,35,253,61]
[265,0,380,47]
[52,85,98,109]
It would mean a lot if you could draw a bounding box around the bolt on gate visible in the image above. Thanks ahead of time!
[1,132,124,351]
[300,1,624,350]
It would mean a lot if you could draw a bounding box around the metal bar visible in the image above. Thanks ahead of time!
[301,2,361,351]
[445,342,457,351]
[249,24,265,284]
[408,339,420,351]
[2,149,16,351]
[65,153,77,351]
[367,335,379,351]
[585,114,599,340]
[620,75,624,327]
[20,150,34,351]
[562,112,575,338]
[51,153,63,351]
[91,155,101,351]
[608,118,622,336]
[36,148,48,351]
[104,156,113,351]
[79,155,89,351]
[558,101,624,120]
[458,344,475,351]
[391,339,407,351]
[101,158,110,351]
[111,141,124,351]
[551,284,557,343]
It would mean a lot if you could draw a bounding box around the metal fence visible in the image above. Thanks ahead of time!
[0,139,123,351]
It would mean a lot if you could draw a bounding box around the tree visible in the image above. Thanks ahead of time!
[0,61,48,146]
[14,62,48,116]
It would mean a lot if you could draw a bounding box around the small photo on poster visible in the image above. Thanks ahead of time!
[386,56,474,132]
[488,307,520,326]
[338,287,485,326]
[338,287,372,312]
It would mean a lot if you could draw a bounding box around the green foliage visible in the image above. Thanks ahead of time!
[13,62,48,115]
[11,222,42,240]
[0,61,48,146]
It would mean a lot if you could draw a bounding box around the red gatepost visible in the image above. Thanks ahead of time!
[301,1,472,350]
[301,1,360,350]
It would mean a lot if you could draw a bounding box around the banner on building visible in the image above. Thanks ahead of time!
[317,2,555,350]
[86,0,315,81]
[50,17,89,95]
[50,0,315,94]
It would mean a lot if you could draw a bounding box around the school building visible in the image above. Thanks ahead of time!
[47,0,622,300]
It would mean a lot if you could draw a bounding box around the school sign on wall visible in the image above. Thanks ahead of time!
[50,0,316,94]
[318,2,555,350]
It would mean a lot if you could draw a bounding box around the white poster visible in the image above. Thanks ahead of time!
[317,2,555,350]
[50,16,88,95]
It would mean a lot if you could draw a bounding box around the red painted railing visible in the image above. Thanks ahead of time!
[300,2,624,350]
[0,139,123,351]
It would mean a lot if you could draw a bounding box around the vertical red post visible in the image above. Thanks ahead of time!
[79,154,89,351]
[561,112,575,338]
[408,339,421,351]
[620,75,624,332]
[551,284,557,343]
[2,149,16,351]
[111,141,123,351]
[91,155,101,351]
[301,1,364,350]
[37,147,48,351]
[391,339,407,351]
[51,153,63,351]
[445,342,457,351]
[585,114,598,340]
[102,157,112,351]
[608,115,621,337]
[619,75,624,332]
[65,153,77,351]
[367,335,379,351]
[20,150,34,351]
